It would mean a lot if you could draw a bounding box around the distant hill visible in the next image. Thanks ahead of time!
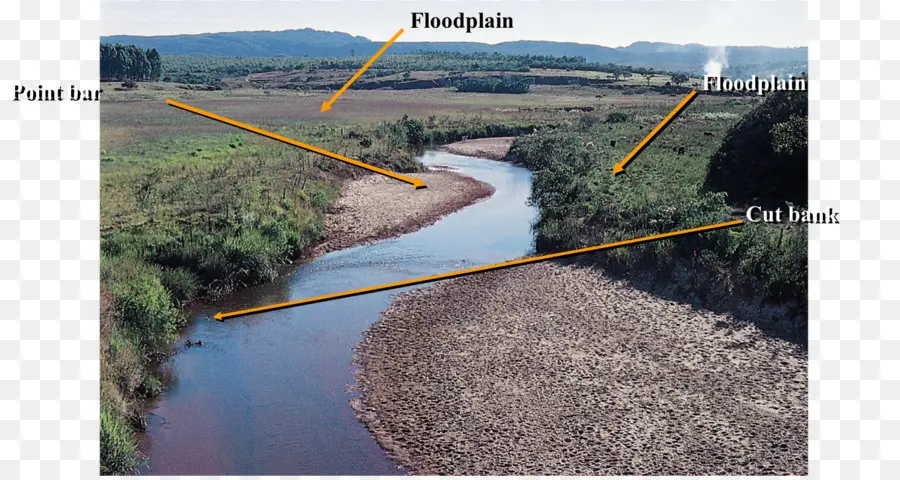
[102,28,807,73]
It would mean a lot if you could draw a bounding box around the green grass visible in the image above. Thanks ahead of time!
[98,113,439,474]
[100,408,145,475]
[99,84,766,474]
[508,98,807,342]
[98,99,578,474]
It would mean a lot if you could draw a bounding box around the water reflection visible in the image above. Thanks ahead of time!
[141,152,536,475]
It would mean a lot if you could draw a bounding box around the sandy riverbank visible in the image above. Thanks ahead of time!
[354,262,807,476]
[318,170,495,253]
[439,137,516,160]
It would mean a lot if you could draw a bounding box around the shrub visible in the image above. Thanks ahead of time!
[376,115,428,150]
[507,115,807,341]
[454,75,531,94]
[605,112,630,123]
[157,267,202,305]
[222,229,280,286]
[110,272,181,354]
[704,78,808,207]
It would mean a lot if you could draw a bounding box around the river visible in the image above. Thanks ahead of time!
[139,151,536,475]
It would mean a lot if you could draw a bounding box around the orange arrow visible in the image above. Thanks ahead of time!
[213,218,744,321]
[166,99,425,189]
[321,28,404,112]
[613,89,698,176]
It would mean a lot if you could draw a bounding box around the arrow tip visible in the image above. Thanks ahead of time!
[214,312,224,322]
[612,163,625,176]
[412,177,427,189]
[320,101,332,113]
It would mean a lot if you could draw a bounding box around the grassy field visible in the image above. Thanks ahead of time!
[100,74,804,474]
[100,80,614,473]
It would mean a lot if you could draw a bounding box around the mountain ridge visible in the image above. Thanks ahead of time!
[101,28,807,72]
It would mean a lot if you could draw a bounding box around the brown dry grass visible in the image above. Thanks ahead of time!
[101,82,721,152]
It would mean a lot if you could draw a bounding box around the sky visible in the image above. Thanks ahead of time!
[100,0,808,48]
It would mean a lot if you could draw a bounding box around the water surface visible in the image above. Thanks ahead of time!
[141,151,536,475]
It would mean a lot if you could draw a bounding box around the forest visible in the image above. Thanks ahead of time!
[101,43,163,82]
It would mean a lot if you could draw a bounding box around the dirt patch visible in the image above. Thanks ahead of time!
[354,262,807,475]
[440,137,516,160]
[317,170,494,253]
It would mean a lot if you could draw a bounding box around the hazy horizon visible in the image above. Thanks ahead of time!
[100,0,808,48]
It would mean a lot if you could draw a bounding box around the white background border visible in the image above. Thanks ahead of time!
[3,0,895,478]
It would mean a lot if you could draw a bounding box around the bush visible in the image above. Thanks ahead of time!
[507,116,807,341]
[222,229,280,286]
[454,75,531,94]
[157,267,202,305]
[376,115,428,150]
[110,272,181,354]
[100,408,144,475]
[704,79,808,207]
[605,112,630,123]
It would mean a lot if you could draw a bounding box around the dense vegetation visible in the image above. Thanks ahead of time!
[704,84,808,207]
[101,43,162,82]
[98,103,565,473]
[507,99,807,342]
[99,115,435,474]
[156,52,678,85]
[454,75,531,94]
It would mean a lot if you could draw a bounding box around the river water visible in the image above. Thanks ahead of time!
[139,152,536,475]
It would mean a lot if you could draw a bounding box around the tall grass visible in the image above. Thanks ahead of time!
[100,408,145,475]
[99,115,442,474]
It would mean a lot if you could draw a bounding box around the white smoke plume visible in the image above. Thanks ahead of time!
[704,46,729,78]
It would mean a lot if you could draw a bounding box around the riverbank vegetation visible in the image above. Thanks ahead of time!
[100,45,807,471]
[99,112,447,473]
[99,80,579,472]
[507,89,808,342]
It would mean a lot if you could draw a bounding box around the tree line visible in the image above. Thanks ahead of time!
[158,51,685,85]
[100,43,162,82]
[454,75,531,94]
[99,44,690,85]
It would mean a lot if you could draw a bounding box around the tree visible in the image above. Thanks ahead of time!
[703,74,808,207]
[147,49,162,81]
[611,66,624,81]
[99,43,162,82]
[671,73,689,85]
